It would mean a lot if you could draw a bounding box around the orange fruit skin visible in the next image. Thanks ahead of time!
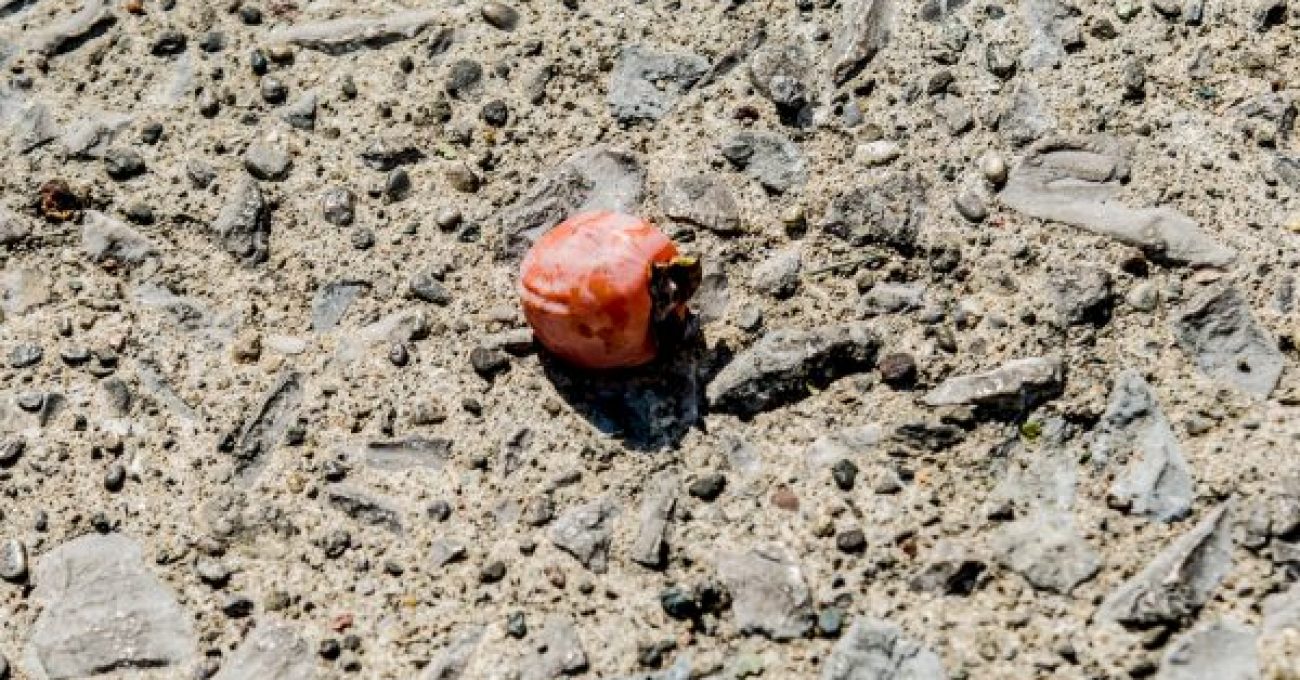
[519,211,679,370]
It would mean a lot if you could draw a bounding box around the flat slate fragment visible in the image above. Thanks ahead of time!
[1172,284,1284,398]
[1100,501,1234,627]
[325,484,403,532]
[994,512,1100,594]
[550,497,617,573]
[716,545,814,640]
[607,45,708,123]
[81,210,155,265]
[720,130,808,194]
[821,618,946,680]
[999,136,1235,267]
[707,322,880,416]
[923,357,1064,410]
[1157,619,1259,680]
[25,534,195,680]
[213,622,314,680]
[25,0,116,56]
[357,437,453,471]
[1093,371,1194,522]
[829,0,894,85]
[267,9,443,55]
[231,372,303,484]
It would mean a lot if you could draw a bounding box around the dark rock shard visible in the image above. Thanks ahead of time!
[630,470,677,568]
[923,357,1064,410]
[821,176,927,253]
[267,10,443,55]
[214,176,271,266]
[1100,502,1234,627]
[230,372,303,484]
[659,174,741,233]
[607,45,708,123]
[1092,371,1194,522]
[1171,284,1284,398]
[325,484,403,533]
[498,146,644,257]
[550,498,617,573]
[1157,619,1259,680]
[720,130,808,193]
[357,437,452,471]
[829,0,894,85]
[993,512,1100,594]
[821,618,946,680]
[716,546,814,640]
[999,136,1235,267]
[26,534,195,678]
[909,541,987,595]
[707,323,880,416]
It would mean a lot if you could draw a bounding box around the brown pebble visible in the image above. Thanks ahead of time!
[771,486,799,511]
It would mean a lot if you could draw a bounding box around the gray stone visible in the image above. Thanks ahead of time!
[522,617,587,680]
[1021,0,1069,69]
[1049,267,1112,325]
[999,136,1236,267]
[1157,620,1259,680]
[321,187,355,226]
[0,538,26,581]
[357,437,452,471]
[720,130,808,194]
[267,10,443,55]
[26,534,195,679]
[821,618,946,680]
[0,207,28,245]
[12,102,58,153]
[707,323,880,416]
[25,0,115,56]
[326,484,403,532]
[630,470,677,568]
[214,177,271,266]
[821,176,927,252]
[231,372,303,484]
[607,45,708,123]
[81,211,155,266]
[550,498,616,573]
[749,42,811,109]
[1001,82,1056,146]
[361,136,424,170]
[420,627,483,680]
[213,622,314,680]
[860,282,925,316]
[245,143,292,181]
[716,546,814,640]
[1263,583,1300,635]
[659,174,741,233]
[1100,502,1234,627]
[283,92,317,130]
[499,146,645,257]
[993,512,1100,594]
[1171,284,1284,398]
[60,112,131,159]
[829,0,895,85]
[1093,371,1194,522]
[923,357,1064,410]
[751,248,802,298]
[311,281,367,331]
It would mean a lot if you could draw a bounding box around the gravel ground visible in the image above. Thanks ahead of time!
[1,0,1299,678]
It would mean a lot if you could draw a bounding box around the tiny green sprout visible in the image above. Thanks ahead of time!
[1020,420,1043,441]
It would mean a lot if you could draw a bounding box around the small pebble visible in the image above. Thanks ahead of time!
[481,2,520,30]
[688,473,726,501]
[0,539,27,582]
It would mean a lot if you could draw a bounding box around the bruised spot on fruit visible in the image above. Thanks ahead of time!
[518,211,697,370]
